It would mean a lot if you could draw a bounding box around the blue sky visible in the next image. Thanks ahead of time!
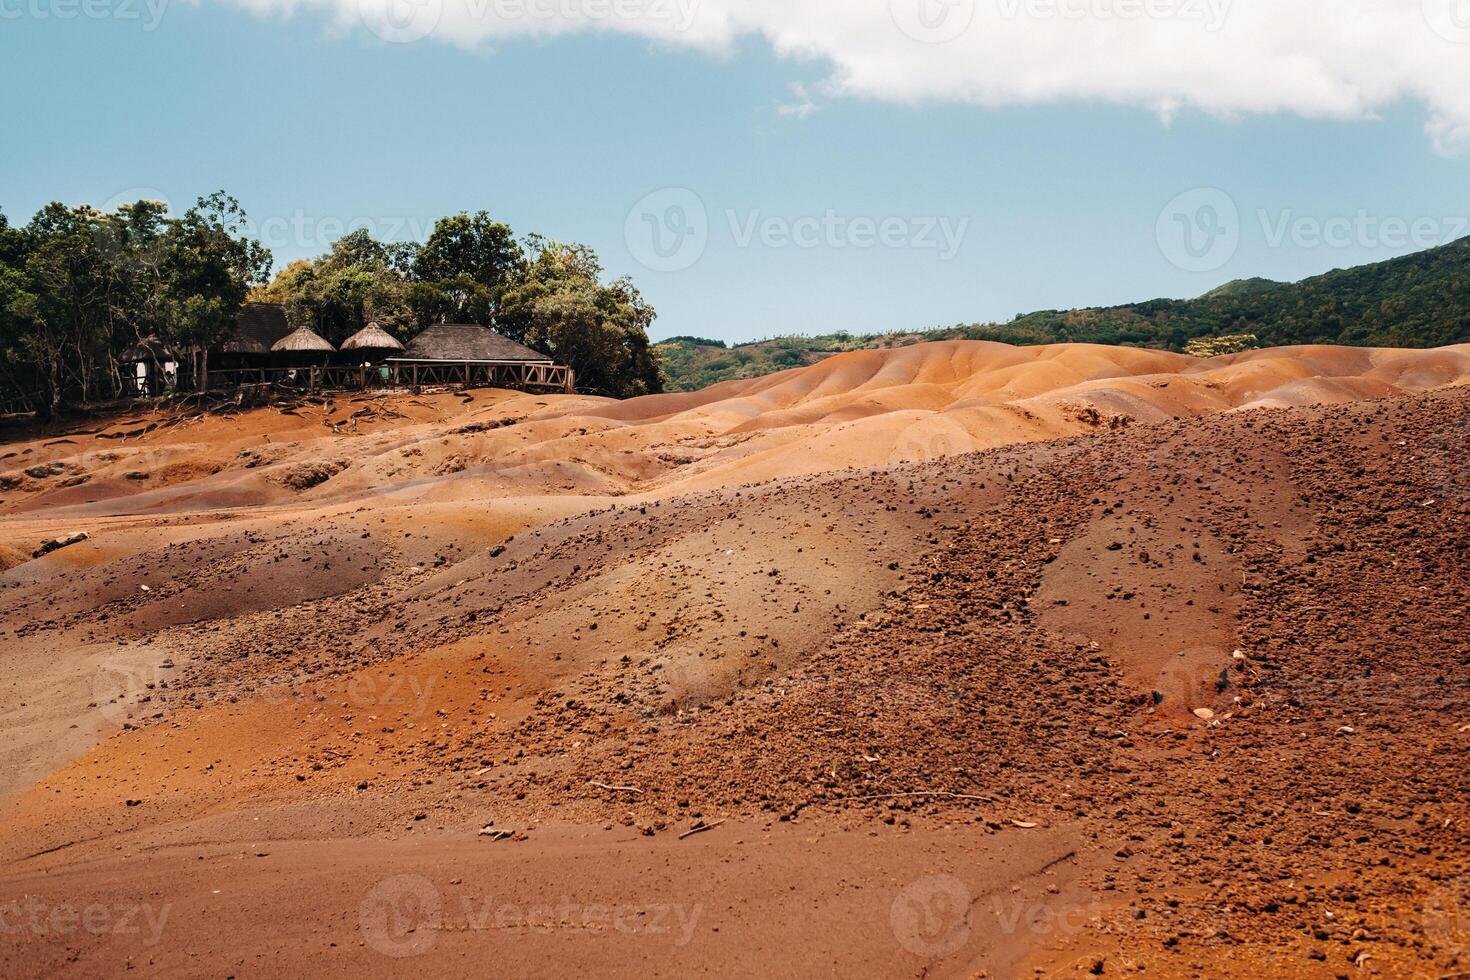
[3,1,1469,343]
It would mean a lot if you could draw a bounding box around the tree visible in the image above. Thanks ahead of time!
[0,195,670,412]
[16,202,113,415]
[414,211,524,325]
[1184,333,1260,357]
[498,238,663,397]
[0,193,268,414]
[0,210,45,411]
[160,192,271,389]
[250,231,419,345]
[249,258,314,306]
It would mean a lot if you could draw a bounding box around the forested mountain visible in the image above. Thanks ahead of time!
[656,237,1470,391]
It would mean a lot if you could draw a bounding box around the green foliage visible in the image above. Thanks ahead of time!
[656,236,1470,391]
[498,238,662,397]
[0,192,269,416]
[968,238,1470,350]
[249,221,663,398]
[0,194,665,410]
[413,211,524,326]
[1199,278,1281,300]
[653,329,900,392]
[1184,333,1260,357]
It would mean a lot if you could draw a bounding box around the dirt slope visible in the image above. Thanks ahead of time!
[1,341,1467,978]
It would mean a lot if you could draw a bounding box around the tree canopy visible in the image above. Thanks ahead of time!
[0,196,666,414]
[253,216,664,397]
[497,238,662,397]
[0,192,269,416]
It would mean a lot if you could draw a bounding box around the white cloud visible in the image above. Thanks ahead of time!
[227,0,1470,153]
[777,81,821,119]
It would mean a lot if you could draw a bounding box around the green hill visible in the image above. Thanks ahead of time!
[1198,277,1282,300]
[654,236,1470,392]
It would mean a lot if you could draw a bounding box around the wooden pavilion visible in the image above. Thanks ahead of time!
[388,324,573,392]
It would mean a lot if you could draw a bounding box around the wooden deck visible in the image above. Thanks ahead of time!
[204,359,574,394]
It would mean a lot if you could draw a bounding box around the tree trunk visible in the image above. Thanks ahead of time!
[41,358,61,421]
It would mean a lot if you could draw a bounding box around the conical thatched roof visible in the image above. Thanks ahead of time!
[340,322,405,352]
[271,326,335,353]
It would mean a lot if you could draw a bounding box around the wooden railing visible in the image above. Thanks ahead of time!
[202,360,574,394]
[0,390,43,415]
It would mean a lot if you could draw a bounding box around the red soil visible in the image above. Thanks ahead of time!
[1,341,1467,978]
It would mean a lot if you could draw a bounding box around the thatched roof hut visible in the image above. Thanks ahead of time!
[399,324,550,363]
[341,322,405,353]
[271,326,336,353]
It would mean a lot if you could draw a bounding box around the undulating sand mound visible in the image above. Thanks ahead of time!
[2,341,1468,978]
[2,342,1466,535]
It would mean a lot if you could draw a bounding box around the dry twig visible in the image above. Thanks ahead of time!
[677,819,726,840]
[588,781,644,794]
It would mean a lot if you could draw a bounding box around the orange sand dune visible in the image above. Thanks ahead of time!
[3,341,1467,544]
[3,341,1469,979]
